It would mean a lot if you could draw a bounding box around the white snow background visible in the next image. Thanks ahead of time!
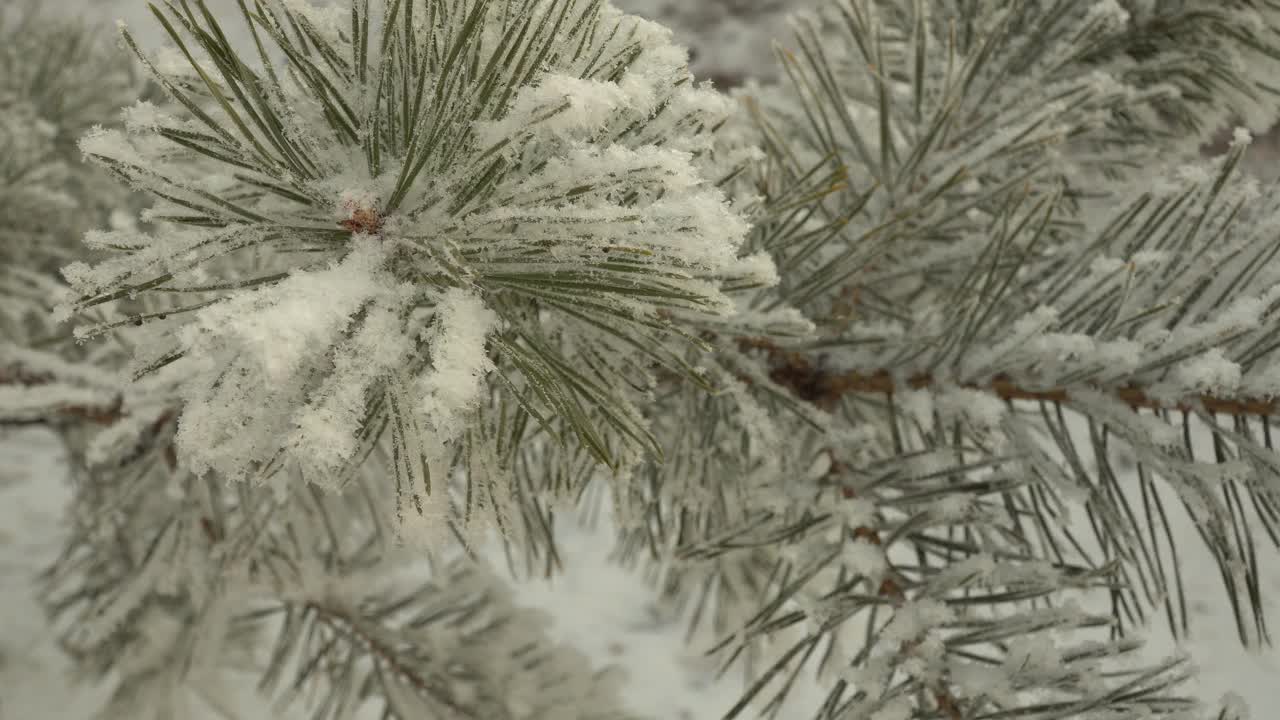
[3,1,1280,718]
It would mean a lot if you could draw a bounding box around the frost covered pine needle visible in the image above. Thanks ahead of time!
[64,0,776,492]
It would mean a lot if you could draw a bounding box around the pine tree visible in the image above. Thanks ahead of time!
[7,1,1280,719]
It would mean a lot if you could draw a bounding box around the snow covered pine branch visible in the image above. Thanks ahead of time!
[63,0,776,507]
[13,0,1280,719]
[39,0,776,718]
[613,2,1280,720]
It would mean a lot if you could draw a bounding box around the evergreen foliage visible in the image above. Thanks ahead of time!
[5,1,1280,719]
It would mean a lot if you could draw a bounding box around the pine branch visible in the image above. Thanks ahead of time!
[23,3,1280,720]
[0,361,125,426]
[616,5,1280,718]
[739,335,1280,416]
[64,0,780,499]
[301,599,485,719]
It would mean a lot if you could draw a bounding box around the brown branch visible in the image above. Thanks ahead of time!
[736,337,1279,416]
[0,364,125,426]
[0,365,56,386]
[876,576,965,719]
[934,687,964,720]
[198,515,221,544]
[338,198,384,236]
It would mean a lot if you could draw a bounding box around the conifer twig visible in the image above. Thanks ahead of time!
[304,600,481,719]
[737,336,1280,416]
